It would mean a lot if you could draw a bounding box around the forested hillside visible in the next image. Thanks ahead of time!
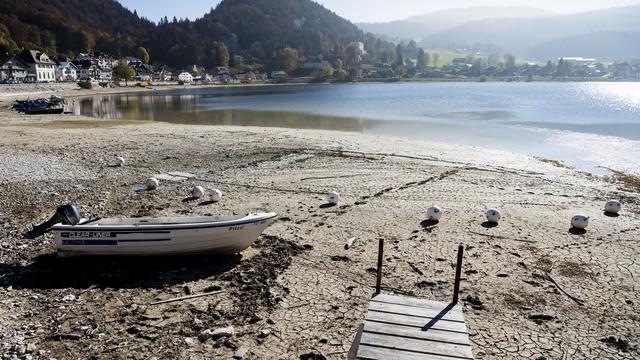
[0,0,372,68]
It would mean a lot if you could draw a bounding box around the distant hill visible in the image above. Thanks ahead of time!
[0,0,155,57]
[358,5,640,61]
[419,6,640,59]
[358,6,553,41]
[528,31,640,60]
[196,0,364,58]
[0,0,367,68]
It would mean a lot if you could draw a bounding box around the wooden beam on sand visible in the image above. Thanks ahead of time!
[149,290,225,305]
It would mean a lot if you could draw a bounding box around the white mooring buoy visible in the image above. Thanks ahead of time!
[327,191,341,205]
[604,200,621,214]
[192,186,205,199]
[114,156,125,167]
[145,177,159,190]
[485,208,502,223]
[208,188,223,202]
[571,215,589,230]
[426,205,443,221]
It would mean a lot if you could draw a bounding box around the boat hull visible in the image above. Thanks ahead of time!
[24,108,64,115]
[52,213,277,256]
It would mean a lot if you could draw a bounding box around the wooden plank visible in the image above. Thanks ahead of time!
[359,332,474,359]
[368,301,465,323]
[372,294,461,313]
[363,321,470,345]
[366,311,469,333]
[357,344,470,360]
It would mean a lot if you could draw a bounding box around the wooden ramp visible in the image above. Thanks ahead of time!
[354,293,474,360]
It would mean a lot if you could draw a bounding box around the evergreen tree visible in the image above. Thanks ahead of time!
[395,43,404,67]
[417,48,427,68]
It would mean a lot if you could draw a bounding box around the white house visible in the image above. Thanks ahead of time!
[16,49,57,82]
[56,61,78,81]
[270,70,287,79]
[177,72,194,83]
[0,55,31,82]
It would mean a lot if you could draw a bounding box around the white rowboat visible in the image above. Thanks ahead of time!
[25,204,277,256]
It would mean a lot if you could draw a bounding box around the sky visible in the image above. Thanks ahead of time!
[118,0,640,23]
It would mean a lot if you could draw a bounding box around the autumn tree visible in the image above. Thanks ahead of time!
[322,62,334,78]
[215,42,229,67]
[279,47,299,72]
[136,46,150,64]
[78,30,94,53]
[380,48,394,64]
[503,53,516,70]
[345,44,359,69]
[0,24,18,55]
[335,58,346,81]
[113,61,135,85]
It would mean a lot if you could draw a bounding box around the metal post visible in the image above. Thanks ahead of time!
[375,238,384,295]
[452,244,464,304]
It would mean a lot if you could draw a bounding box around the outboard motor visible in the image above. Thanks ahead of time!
[24,203,81,239]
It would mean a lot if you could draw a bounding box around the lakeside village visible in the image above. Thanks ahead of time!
[1,43,640,87]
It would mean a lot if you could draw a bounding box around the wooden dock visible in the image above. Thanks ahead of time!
[349,241,474,359]
[353,293,474,359]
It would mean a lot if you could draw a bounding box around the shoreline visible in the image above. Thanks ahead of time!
[2,76,639,104]
[0,105,638,358]
[2,82,640,179]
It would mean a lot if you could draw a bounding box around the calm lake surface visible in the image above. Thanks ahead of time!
[74,82,640,174]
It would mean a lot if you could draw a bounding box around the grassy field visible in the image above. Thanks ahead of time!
[421,49,539,67]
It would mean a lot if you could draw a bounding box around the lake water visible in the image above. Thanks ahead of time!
[73,82,640,175]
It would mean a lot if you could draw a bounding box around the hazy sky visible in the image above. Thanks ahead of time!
[119,0,640,23]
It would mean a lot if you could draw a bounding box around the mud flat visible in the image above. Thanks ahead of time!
[0,108,638,359]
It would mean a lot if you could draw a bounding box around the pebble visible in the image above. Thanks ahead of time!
[16,345,26,355]
[258,329,271,338]
[62,294,76,302]
[184,337,195,347]
[199,326,235,341]
[192,317,204,330]
[233,345,250,359]
[300,351,326,360]
[249,314,263,324]
[213,337,228,348]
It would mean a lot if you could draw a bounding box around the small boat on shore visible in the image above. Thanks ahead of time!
[25,204,277,256]
[13,96,65,115]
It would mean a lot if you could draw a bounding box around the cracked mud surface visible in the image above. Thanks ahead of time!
[0,109,638,359]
